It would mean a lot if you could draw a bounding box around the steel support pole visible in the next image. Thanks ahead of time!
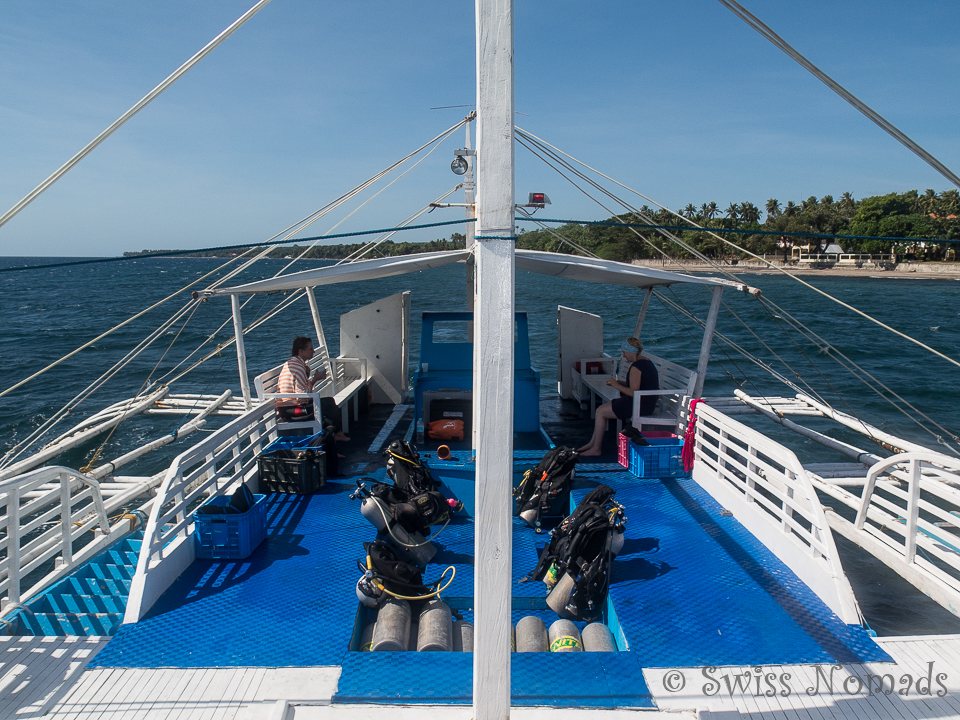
[231,295,252,409]
[693,286,723,399]
[633,287,654,338]
[305,287,334,385]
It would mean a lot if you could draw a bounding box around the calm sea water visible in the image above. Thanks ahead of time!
[1,255,959,632]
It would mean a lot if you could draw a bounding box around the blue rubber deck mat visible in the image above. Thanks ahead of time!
[90,463,889,706]
[334,652,653,707]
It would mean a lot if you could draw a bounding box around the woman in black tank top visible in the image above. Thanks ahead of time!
[576,337,659,457]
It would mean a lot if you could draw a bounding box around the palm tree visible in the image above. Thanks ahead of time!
[942,189,960,217]
[683,203,697,219]
[784,201,797,218]
[740,202,761,225]
[724,203,740,223]
[705,202,718,220]
[765,198,781,219]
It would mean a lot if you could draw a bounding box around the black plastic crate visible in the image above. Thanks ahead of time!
[258,453,326,494]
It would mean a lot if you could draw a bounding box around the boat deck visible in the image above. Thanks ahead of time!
[2,399,949,719]
[84,448,884,707]
[6,636,960,719]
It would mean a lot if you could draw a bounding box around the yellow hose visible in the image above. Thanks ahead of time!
[366,556,456,601]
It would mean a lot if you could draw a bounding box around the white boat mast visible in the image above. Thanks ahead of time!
[473,0,515,717]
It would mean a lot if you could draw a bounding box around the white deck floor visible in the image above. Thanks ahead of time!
[4,634,960,719]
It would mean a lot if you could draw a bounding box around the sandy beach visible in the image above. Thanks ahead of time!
[632,259,960,279]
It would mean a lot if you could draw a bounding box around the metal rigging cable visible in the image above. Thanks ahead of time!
[515,130,958,452]
[515,128,960,371]
[717,0,960,189]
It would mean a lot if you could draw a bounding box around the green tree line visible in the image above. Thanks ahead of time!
[514,189,959,261]
[126,188,959,263]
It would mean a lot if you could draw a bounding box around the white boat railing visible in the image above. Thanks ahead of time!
[691,402,861,624]
[123,402,278,624]
[854,452,960,590]
[0,466,111,614]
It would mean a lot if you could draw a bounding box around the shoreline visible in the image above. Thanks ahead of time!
[632,259,960,279]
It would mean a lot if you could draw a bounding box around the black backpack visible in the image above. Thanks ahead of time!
[528,484,626,620]
[390,490,452,535]
[514,446,578,531]
[357,540,433,606]
[361,442,458,535]
[384,440,438,497]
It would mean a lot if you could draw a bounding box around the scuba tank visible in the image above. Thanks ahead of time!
[416,600,453,652]
[548,619,583,653]
[581,622,617,652]
[453,620,474,652]
[358,622,376,652]
[378,524,437,569]
[372,599,410,652]
[515,615,549,652]
[352,481,439,569]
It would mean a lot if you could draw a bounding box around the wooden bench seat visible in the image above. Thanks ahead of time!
[630,352,697,434]
[253,355,367,433]
[573,353,696,435]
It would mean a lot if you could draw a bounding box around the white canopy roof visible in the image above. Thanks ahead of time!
[207,250,472,296]
[205,248,744,296]
[516,250,736,289]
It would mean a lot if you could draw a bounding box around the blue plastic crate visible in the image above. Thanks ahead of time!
[628,437,688,479]
[193,494,267,560]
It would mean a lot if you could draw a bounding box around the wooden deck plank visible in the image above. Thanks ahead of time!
[894,641,960,717]
[647,656,960,720]
[52,667,117,720]
[93,667,150,720]
[732,670,789,720]
[0,637,65,713]
[203,667,242,720]
[162,667,211,720]
[0,636,106,720]
[172,668,239,720]
[209,668,255,720]
[0,635,50,685]
[125,668,179,720]
[763,665,817,720]
[136,669,186,720]
[141,668,202,720]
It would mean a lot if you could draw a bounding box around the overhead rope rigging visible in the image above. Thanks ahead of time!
[0,122,469,465]
[514,129,959,456]
[717,0,960,190]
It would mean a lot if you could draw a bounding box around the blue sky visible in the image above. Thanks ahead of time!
[1,0,958,257]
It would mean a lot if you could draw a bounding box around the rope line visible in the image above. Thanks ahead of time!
[0,220,473,275]
[513,128,960,448]
[0,0,274,231]
[337,186,464,265]
[716,0,960,189]
[521,128,960,458]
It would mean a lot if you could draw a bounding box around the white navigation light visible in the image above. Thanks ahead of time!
[451,155,468,175]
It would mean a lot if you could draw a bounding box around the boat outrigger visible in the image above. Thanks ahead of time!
[2,2,960,719]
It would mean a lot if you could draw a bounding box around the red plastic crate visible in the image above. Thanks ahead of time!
[617,432,630,468]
